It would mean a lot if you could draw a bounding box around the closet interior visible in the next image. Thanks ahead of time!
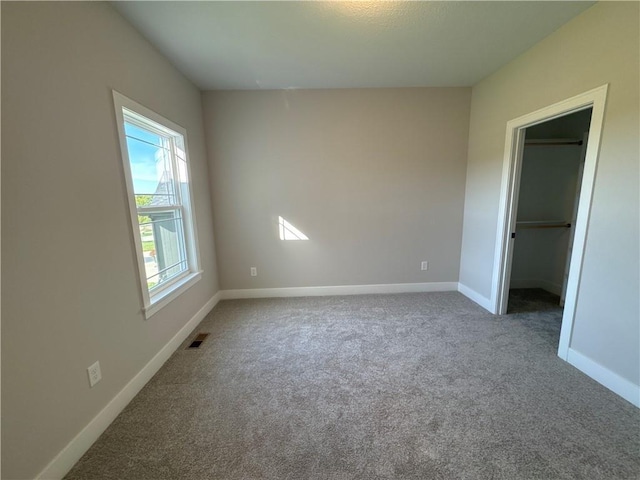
[508,108,593,314]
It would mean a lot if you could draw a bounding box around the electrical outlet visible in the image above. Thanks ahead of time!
[87,361,102,388]
[250,267,257,277]
[421,261,429,271]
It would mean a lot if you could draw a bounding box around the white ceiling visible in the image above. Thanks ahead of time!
[113,1,595,90]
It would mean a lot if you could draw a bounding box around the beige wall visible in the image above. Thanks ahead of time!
[203,88,471,290]
[459,2,639,385]
[1,3,219,478]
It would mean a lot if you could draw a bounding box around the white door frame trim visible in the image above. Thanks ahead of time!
[489,84,609,361]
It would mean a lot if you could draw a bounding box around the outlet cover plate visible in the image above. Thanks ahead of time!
[87,361,102,387]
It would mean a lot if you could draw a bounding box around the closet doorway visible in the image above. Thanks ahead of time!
[509,109,592,314]
[491,85,608,360]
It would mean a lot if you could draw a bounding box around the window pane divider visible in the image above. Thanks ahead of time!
[124,134,170,150]
[148,259,188,281]
[137,217,183,228]
[135,193,175,197]
[137,206,181,214]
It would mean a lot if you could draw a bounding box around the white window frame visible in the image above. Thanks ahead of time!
[113,91,202,319]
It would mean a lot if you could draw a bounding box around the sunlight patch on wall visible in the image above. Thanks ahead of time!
[279,216,309,241]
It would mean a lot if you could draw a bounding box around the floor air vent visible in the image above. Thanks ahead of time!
[188,333,209,349]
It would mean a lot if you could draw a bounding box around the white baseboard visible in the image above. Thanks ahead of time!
[566,348,640,408]
[36,292,222,480]
[457,283,493,312]
[221,282,458,300]
[510,278,562,296]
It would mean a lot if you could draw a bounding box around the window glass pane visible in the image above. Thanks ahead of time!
[138,211,187,290]
[172,138,189,183]
[173,135,185,153]
[125,122,164,148]
[124,128,176,203]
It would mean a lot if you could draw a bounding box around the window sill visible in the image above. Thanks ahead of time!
[144,271,202,319]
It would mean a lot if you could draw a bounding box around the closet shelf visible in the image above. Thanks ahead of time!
[516,221,571,229]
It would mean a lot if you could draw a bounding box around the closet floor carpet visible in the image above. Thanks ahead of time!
[65,291,639,479]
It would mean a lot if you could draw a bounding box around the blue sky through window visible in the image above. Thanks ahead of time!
[124,122,166,194]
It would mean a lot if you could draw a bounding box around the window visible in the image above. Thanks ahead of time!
[113,92,201,318]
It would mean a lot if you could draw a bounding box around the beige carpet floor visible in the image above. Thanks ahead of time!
[65,290,640,479]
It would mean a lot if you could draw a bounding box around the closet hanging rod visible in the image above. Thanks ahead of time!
[516,221,571,229]
[524,139,583,146]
